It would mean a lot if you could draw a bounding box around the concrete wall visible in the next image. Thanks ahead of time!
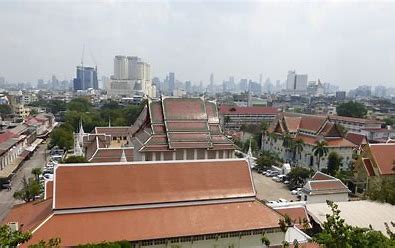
[301,192,348,204]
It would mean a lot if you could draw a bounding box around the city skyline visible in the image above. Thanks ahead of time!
[1,1,395,90]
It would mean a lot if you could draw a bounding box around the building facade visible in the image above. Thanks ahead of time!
[262,113,355,171]
[73,66,98,90]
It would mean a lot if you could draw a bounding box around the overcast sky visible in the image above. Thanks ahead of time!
[1,1,395,90]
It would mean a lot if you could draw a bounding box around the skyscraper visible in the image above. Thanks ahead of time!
[286,71,307,94]
[73,66,98,90]
[169,72,175,95]
[210,73,214,85]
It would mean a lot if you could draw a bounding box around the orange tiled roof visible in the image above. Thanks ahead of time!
[362,158,375,177]
[28,201,282,247]
[345,132,367,146]
[275,206,311,229]
[89,148,133,163]
[369,143,395,175]
[312,171,336,180]
[1,199,52,232]
[54,160,255,210]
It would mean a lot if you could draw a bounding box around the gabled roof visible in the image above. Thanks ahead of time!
[219,105,279,115]
[28,201,282,247]
[362,158,375,177]
[304,172,350,195]
[312,171,336,180]
[89,148,133,163]
[369,143,395,175]
[95,127,132,137]
[274,206,312,229]
[1,199,53,232]
[345,132,368,146]
[133,97,235,151]
[54,159,255,210]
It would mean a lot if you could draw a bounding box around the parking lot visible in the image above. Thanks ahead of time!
[252,171,298,202]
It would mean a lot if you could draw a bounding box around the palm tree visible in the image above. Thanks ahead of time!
[31,168,42,182]
[282,133,292,149]
[313,140,328,170]
[293,139,305,162]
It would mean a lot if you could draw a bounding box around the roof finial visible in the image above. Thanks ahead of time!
[120,149,127,163]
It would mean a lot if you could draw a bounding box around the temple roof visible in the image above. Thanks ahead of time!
[132,97,235,151]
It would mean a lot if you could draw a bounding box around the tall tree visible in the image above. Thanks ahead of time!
[336,101,367,118]
[13,177,40,202]
[31,168,42,182]
[327,152,342,176]
[313,141,328,170]
[292,139,304,161]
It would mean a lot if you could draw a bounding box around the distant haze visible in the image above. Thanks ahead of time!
[1,1,395,90]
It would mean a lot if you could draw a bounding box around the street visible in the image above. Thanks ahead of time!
[0,144,47,222]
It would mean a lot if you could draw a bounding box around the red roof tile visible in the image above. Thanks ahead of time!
[345,132,367,146]
[54,160,255,210]
[275,206,311,229]
[362,158,375,177]
[89,149,134,163]
[28,201,282,247]
[1,199,53,232]
[219,105,279,115]
[312,171,335,180]
[163,98,207,120]
[369,143,395,175]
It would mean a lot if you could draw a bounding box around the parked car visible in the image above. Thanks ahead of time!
[278,198,288,203]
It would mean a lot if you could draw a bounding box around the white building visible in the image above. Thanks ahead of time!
[108,55,156,98]
[286,71,308,95]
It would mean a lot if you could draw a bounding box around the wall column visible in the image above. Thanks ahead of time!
[204,150,208,159]
[194,149,197,160]
[183,149,187,160]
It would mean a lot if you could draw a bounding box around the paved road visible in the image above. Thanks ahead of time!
[252,171,298,202]
[0,144,47,222]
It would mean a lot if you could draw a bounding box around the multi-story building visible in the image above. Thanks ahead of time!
[73,66,98,90]
[130,97,236,161]
[108,55,155,98]
[262,113,355,170]
[168,72,175,95]
[219,105,279,130]
[285,71,308,95]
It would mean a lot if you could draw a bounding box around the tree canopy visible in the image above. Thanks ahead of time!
[336,101,367,118]
[367,177,395,205]
[326,152,342,176]
[13,177,40,202]
[287,167,312,188]
[63,156,89,163]
[0,224,32,247]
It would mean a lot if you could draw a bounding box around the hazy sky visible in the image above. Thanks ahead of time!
[1,0,395,90]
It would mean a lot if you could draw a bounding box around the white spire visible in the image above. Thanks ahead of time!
[247,139,255,168]
[78,119,85,145]
[79,119,85,135]
[74,132,83,156]
[120,149,127,163]
[108,117,111,127]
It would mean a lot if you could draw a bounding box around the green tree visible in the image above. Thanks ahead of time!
[13,177,41,202]
[314,201,395,247]
[282,133,293,150]
[384,117,395,127]
[336,101,367,118]
[292,139,304,161]
[288,167,311,188]
[313,141,328,170]
[0,224,32,247]
[77,240,132,248]
[327,152,342,176]
[67,97,92,113]
[63,156,89,164]
[31,168,42,182]
[29,238,61,248]
[224,116,231,126]
[367,177,395,205]
[48,125,73,150]
[256,151,281,169]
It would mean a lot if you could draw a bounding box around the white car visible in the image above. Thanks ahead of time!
[272,176,282,182]
[291,190,298,195]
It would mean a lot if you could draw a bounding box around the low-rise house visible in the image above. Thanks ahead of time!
[219,105,279,130]
[354,143,395,194]
[300,172,350,203]
[262,113,355,171]
[2,159,310,247]
[25,113,56,137]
